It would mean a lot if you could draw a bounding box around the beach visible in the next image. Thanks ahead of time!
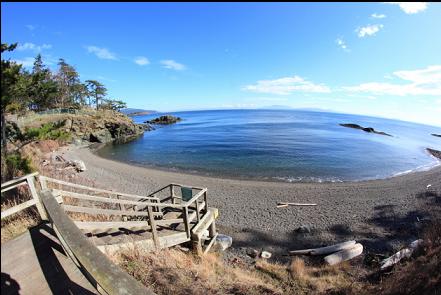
[62,144,441,259]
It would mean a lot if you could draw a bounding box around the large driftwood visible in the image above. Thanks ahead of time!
[277,202,317,207]
[324,243,363,265]
[289,240,357,256]
[380,239,423,270]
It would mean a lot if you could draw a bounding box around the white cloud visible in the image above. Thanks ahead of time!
[356,24,384,38]
[86,46,117,60]
[26,25,36,31]
[134,56,150,66]
[17,42,52,52]
[336,38,350,52]
[13,57,35,68]
[385,2,428,14]
[160,60,186,71]
[371,13,386,19]
[243,76,331,95]
[343,65,441,96]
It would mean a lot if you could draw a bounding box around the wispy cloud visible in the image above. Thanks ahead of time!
[13,57,35,68]
[371,13,386,19]
[134,56,150,66]
[243,76,331,95]
[25,25,36,31]
[336,38,350,52]
[385,2,428,14]
[356,24,384,38]
[160,59,186,71]
[86,46,117,60]
[343,65,441,96]
[17,42,52,52]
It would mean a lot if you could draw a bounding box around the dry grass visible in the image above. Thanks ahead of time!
[112,247,362,295]
[1,196,40,243]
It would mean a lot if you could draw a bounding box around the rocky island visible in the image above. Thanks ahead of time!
[432,133,441,138]
[145,115,182,125]
[339,123,392,136]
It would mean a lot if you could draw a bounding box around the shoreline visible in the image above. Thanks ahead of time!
[60,144,441,260]
[93,142,441,185]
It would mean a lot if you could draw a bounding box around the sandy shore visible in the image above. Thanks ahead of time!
[61,144,441,259]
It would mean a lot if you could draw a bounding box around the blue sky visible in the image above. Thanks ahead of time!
[2,2,441,126]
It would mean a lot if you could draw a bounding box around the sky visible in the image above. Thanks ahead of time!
[1,2,441,126]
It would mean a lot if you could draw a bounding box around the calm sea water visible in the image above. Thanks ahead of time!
[97,109,441,182]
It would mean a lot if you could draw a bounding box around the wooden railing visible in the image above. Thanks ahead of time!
[1,172,47,220]
[39,189,153,295]
[38,176,210,247]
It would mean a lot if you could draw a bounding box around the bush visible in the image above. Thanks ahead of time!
[24,121,71,142]
[4,153,33,178]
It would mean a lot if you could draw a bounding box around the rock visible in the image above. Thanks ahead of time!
[72,160,86,172]
[89,129,113,143]
[141,123,155,131]
[427,148,441,160]
[296,224,312,233]
[432,134,441,138]
[339,123,392,137]
[145,115,182,125]
[260,251,272,259]
[215,234,233,251]
[246,248,260,258]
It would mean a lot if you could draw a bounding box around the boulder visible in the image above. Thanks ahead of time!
[296,224,312,234]
[215,234,233,251]
[260,251,272,259]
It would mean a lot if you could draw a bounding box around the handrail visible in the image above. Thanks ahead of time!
[1,172,39,193]
[40,190,154,295]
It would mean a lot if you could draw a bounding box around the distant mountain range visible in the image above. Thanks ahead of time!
[120,108,157,116]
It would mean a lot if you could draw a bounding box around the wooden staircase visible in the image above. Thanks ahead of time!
[39,176,219,255]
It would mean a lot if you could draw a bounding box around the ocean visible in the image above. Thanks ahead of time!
[97,109,441,182]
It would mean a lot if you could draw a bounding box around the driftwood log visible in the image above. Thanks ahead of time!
[277,202,317,208]
[380,239,423,270]
[289,240,357,256]
[324,243,363,265]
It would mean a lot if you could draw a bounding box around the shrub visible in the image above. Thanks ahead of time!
[5,153,33,177]
[24,121,71,142]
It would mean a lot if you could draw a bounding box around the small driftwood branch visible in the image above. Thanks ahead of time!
[289,240,357,256]
[324,243,363,265]
[380,239,423,270]
[277,202,317,207]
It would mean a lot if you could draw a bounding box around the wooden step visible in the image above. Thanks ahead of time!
[191,208,218,239]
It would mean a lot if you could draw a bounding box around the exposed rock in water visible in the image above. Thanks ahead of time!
[339,123,392,137]
[432,134,441,138]
[427,148,441,160]
[145,115,182,125]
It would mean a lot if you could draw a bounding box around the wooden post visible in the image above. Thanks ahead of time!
[147,206,159,250]
[170,184,175,204]
[204,191,208,214]
[39,176,48,190]
[209,220,216,238]
[183,206,190,239]
[195,201,200,222]
[27,176,48,220]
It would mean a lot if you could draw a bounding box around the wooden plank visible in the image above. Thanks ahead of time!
[1,199,36,219]
[62,204,162,217]
[28,176,48,220]
[75,221,151,231]
[1,172,39,191]
[39,176,159,201]
[147,206,159,250]
[183,207,190,238]
[204,233,219,254]
[1,181,28,193]
[54,190,182,209]
[289,241,357,256]
[183,188,207,207]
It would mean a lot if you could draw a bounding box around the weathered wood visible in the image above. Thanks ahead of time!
[39,176,158,201]
[204,233,219,254]
[324,243,363,265]
[380,239,423,270]
[1,199,36,219]
[0,181,28,193]
[147,206,159,250]
[183,188,207,207]
[27,176,48,220]
[75,221,151,231]
[62,204,162,217]
[289,241,357,255]
[183,207,190,238]
[277,202,317,207]
[54,189,180,208]
[276,204,289,208]
[1,172,39,193]
[39,190,153,295]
